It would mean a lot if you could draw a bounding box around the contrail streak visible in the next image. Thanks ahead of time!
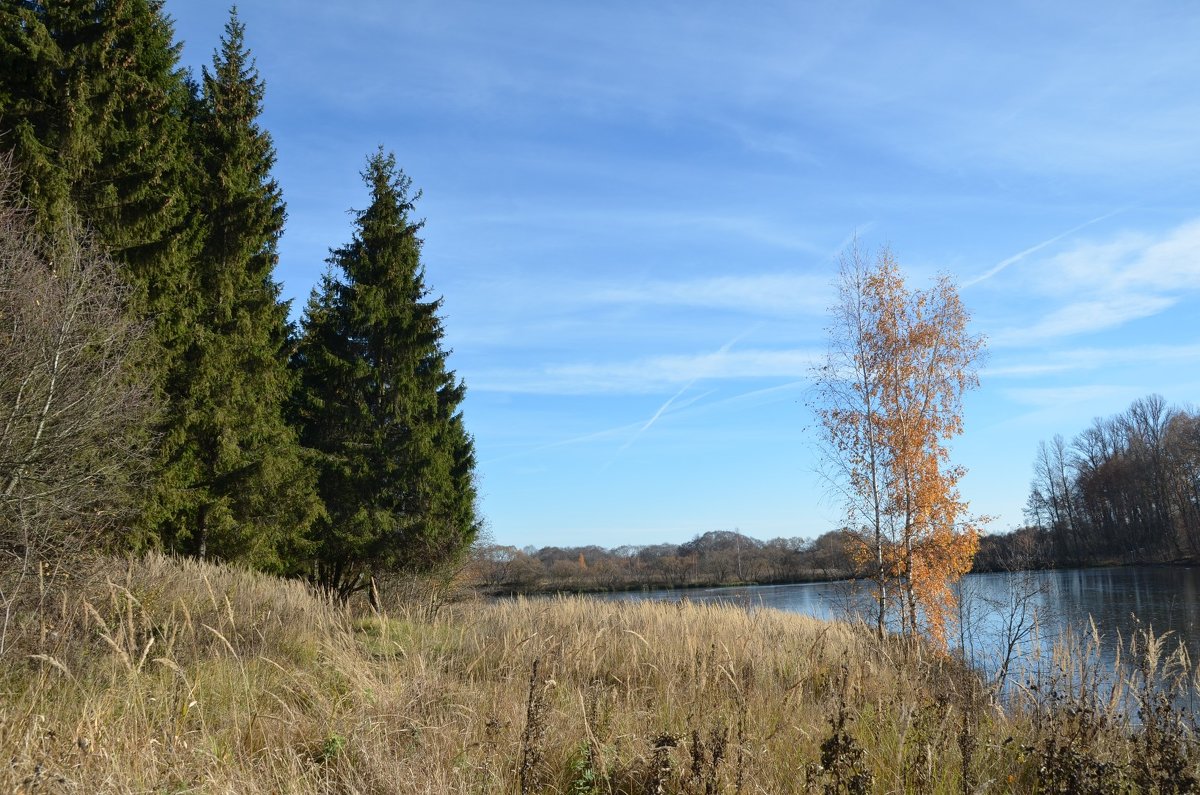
[615,324,763,455]
[963,208,1125,288]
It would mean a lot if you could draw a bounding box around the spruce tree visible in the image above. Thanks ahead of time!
[150,9,319,569]
[293,150,479,597]
[0,0,198,552]
[0,0,194,289]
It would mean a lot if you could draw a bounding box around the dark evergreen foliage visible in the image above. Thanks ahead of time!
[2,6,479,580]
[0,0,194,300]
[0,0,200,552]
[148,9,319,570]
[293,150,479,597]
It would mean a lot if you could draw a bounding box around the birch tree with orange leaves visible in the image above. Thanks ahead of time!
[813,245,985,645]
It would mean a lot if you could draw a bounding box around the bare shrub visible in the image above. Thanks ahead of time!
[0,155,156,655]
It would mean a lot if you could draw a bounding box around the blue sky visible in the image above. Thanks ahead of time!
[170,1,1200,549]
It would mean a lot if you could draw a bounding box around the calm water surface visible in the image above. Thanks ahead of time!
[595,566,1200,691]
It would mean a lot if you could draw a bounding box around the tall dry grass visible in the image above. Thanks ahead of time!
[1,554,1197,793]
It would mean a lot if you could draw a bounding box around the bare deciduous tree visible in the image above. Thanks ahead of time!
[0,156,157,655]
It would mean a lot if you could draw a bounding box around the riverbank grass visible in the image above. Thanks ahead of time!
[2,554,1197,792]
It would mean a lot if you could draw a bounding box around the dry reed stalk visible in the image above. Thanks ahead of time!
[2,554,1199,792]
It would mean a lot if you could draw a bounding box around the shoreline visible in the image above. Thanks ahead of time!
[483,556,1200,599]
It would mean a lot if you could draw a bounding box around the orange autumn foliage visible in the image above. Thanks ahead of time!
[814,245,985,646]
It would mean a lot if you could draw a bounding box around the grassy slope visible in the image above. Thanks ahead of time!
[0,555,1195,793]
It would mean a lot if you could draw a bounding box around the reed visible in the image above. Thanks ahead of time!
[1,554,1196,792]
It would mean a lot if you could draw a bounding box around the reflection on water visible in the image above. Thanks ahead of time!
[595,566,1200,692]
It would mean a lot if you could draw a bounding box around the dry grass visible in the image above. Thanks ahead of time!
[1,554,1197,793]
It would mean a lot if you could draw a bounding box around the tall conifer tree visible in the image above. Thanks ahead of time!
[150,9,319,568]
[293,150,478,597]
[0,0,199,551]
[0,0,194,293]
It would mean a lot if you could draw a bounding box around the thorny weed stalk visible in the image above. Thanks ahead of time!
[519,657,550,794]
[1129,629,1198,793]
[644,734,677,795]
[1004,619,1200,794]
[806,663,874,795]
[686,722,727,795]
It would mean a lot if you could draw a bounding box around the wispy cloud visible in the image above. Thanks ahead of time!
[444,270,835,352]
[617,326,760,453]
[988,217,1200,347]
[682,380,810,416]
[963,209,1124,288]
[610,381,696,460]
[999,384,1151,430]
[480,417,645,465]
[472,347,820,395]
[596,273,832,316]
[482,379,807,467]
[449,203,830,255]
[987,342,1200,378]
[990,295,1177,347]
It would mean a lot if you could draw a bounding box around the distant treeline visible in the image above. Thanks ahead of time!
[475,524,1074,595]
[482,392,1200,593]
[472,529,857,593]
[980,394,1200,570]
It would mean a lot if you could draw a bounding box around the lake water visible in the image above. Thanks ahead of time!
[594,566,1200,697]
